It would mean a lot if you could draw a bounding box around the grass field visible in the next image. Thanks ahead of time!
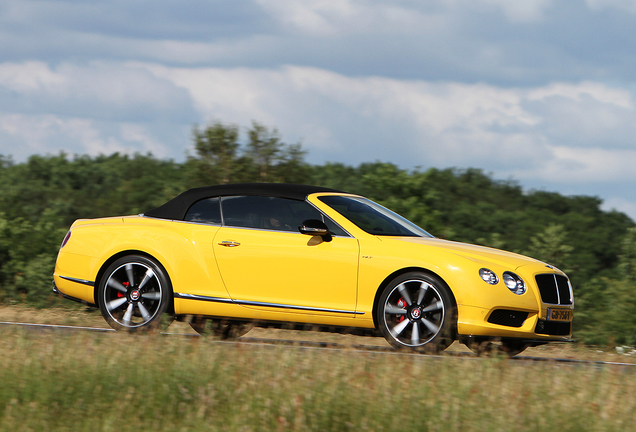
[0,305,631,361]
[1,305,635,431]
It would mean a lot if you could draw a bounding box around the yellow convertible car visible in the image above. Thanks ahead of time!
[53,183,573,355]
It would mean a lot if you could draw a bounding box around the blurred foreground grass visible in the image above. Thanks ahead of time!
[1,327,635,432]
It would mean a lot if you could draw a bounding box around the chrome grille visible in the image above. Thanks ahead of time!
[535,274,572,305]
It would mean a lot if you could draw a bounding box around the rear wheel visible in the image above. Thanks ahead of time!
[465,337,528,357]
[98,255,171,331]
[377,272,456,353]
[189,316,253,339]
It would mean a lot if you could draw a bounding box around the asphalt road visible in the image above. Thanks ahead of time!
[2,320,635,368]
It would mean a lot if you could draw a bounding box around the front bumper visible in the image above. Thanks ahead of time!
[456,304,573,341]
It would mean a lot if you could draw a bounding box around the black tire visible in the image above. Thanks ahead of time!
[465,337,528,357]
[189,316,253,339]
[98,255,172,331]
[377,272,456,352]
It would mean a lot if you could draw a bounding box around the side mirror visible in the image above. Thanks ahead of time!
[298,219,332,241]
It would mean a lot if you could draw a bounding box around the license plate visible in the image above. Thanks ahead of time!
[548,308,572,321]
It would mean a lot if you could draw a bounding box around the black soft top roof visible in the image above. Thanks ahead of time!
[144,183,345,220]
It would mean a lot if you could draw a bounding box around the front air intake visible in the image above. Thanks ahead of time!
[535,319,571,336]
[487,309,528,328]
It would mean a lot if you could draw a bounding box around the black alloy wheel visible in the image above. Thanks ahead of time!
[377,272,456,352]
[98,255,172,331]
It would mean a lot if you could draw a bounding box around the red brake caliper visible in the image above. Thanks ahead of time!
[117,282,129,298]
[397,297,407,322]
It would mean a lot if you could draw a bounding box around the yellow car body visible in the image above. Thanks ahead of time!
[53,184,573,354]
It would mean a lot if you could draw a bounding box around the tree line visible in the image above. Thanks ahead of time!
[1,120,634,345]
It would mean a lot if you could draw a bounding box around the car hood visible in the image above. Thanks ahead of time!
[388,236,544,270]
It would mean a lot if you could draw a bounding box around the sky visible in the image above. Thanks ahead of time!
[2,0,636,219]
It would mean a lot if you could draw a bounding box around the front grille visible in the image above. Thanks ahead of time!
[535,274,572,305]
[487,309,528,328]
[535,319,571,336]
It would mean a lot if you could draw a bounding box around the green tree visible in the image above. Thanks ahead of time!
[270,142,311,184]
[246,121,282,181]
[244,121,311,183]
[524,224,574,272]
[190,122,240,185]
[0,210,67,306]
[617,227,636,283]
[575,228,636,345]
[187,121,310,185]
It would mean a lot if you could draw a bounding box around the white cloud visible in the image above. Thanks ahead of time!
[527,82,633,109]
[0,61,196,123]
[512,145,636,183]
[3,60,636,220]
[0,112,170,160]
[0,113,124,157]
[120,123,170,157]
[132,63,636,182]
[254,0,427,36]
[585,0,636,12]
[255,0,349,36]
[477,0,554,22]
[0,61,66,93]
[60,118,132,156]
[0,113,59,154]
[3,0,636,221]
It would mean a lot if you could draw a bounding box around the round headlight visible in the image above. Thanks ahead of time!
[479,268,499,285]
[502,272,525,295]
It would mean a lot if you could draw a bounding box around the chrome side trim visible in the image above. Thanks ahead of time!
[301,227,327,233]
[174,292,364,315]
[59,275,95,287]
[174,293,234,303]
[237,299,364,315]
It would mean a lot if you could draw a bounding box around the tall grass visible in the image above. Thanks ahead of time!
[1,329,635,432]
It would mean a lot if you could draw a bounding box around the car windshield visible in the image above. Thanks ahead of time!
[319,196,434,237]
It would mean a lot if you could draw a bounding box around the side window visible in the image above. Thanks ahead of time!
[184,197,222,224]
[220,196,297,231]
[220,196,348,236]
[322,216,348,237]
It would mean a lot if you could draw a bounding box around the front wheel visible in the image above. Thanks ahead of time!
[377,272,456,352]
[465,337,528,357]
[98,255,172,331]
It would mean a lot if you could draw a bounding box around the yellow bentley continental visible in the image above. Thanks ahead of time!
[53,183,573,355]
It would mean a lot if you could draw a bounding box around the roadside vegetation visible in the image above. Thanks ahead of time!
[0,328,635,432]
[1,120,635,346]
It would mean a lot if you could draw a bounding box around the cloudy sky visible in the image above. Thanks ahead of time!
[2,0,636,219]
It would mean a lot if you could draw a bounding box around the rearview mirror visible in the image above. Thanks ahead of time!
[298,219,332,241]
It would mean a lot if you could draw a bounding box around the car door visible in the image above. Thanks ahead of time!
[179,196,231,299]
[213,196,360,315]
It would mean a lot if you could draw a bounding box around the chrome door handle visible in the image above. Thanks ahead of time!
[218,241,240,247]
